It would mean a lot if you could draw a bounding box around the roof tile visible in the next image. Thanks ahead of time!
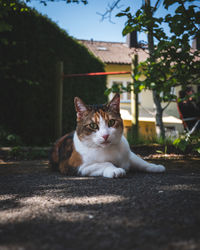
[79,40,149,64]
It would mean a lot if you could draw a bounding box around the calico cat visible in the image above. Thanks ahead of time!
[49,94,165,178]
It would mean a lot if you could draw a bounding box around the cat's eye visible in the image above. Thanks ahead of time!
[108,119,115,127]
[89,122,99,130]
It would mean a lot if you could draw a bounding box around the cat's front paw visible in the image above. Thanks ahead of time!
[103,166,126,178]
[147,163,166,173]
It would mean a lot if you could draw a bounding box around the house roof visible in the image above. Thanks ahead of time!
[79,40,149,65]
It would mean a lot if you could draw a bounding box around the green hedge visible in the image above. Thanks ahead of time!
[0,1,107,146]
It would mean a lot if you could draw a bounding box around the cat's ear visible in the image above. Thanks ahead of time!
[74,97,88,120]
[107,93,120,113]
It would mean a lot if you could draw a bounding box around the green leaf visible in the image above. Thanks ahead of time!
[195,148,200,154]
[116,12,126,17]
[150,82,156,88]
[122,25,135,36]
[124,7,130,12]
[173,138,188,152]
[139,85,145,91]
[164,0,178,9]
[134,74,140,81]
[104,88,111,96]
[156,150,164,154]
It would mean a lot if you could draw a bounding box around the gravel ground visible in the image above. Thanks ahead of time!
[0,157,200,250]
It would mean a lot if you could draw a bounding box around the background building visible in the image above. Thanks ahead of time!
[79,33,188,138]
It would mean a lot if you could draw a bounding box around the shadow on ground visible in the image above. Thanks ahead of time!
[0,158,200,250]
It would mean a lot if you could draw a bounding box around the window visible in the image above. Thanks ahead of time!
[97,46,108,51]
[160,87,176,100]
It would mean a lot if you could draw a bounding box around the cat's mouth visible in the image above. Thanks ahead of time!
[100,141,111,146]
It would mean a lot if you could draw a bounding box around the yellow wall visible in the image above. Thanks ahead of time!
[105,64,131,72]
[123,119,132,127]
[123,119,133,137]
[138,121,156,138]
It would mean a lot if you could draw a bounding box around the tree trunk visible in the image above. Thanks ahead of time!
[153,90,165,138]
[145,0,165,139]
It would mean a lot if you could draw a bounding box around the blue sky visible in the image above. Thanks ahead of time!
[27,0,199,43]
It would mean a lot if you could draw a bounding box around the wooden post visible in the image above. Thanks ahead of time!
[131,54,139,139]
[133,54,139,132]
[55,61,63,139]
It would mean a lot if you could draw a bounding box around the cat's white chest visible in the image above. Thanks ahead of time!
[85,144,121,165]
[74,132,130,169]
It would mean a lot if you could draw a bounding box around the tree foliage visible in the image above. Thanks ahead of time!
[120,0,200,94]
[107,0,200,138]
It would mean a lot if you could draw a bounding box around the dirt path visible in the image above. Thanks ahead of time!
[0,158,200,250]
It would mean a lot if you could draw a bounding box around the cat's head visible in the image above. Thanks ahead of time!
[74,94,123,148]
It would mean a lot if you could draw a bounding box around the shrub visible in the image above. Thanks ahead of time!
[0,0,106,145]
[173,133,200,155]
[0,126,23,146]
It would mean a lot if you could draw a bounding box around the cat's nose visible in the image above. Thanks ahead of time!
[102,134,109,141]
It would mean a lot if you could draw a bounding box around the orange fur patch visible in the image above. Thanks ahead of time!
[59,146,82,175]
[50,132,82,175]
[93,110,110,124]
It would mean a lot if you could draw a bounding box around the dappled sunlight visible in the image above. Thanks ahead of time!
[0,193,145,229]
[61,176,97,181]
[169,239,198,249]
[159,184,200,192]
[0,194,17,200]
[0,158,200,250]
[0,194,127,224]
[21,194,126,206]
[0,160,49,166]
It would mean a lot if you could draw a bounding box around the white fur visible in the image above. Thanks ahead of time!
[74,115,165,178]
